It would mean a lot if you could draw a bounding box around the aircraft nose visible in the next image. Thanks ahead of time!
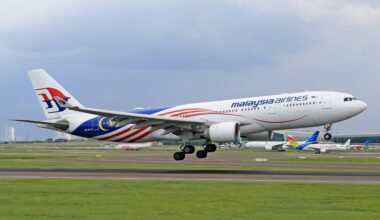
[356,100,368,113]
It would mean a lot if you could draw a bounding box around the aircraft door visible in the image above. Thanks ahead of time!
[322,95,331,109]
[267,104,277,114]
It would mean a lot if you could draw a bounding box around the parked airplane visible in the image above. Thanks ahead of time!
[287,131,320,150]
[288,134,351,154]
[115,142,162,151]
[351,139,375,150]
[243,131,321,151]
[243,141,287,151]
[13,69,367,160]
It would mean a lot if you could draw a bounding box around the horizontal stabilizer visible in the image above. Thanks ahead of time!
[10,119,69,130]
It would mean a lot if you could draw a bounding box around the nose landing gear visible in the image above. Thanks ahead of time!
[323,133,332,141]
[324,124,333,141]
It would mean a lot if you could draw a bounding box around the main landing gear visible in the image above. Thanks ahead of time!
[195,143,217,159]
[173,143,217,161]
[324,124,333,141]
[173,144,195,161]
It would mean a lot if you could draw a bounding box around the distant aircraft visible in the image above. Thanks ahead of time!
[115,142,162,151]
[13,69,367,160]
[243,141,287,152]
[352,139,374,150]
[243,131,323,152]
[287,131,320,150]
[288,134,351,154]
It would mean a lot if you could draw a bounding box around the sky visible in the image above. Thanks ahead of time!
[0,0,379,140]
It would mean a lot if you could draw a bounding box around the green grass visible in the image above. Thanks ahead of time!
[0,179,379,220]
[0,146,379,172]
[0,153,373,172]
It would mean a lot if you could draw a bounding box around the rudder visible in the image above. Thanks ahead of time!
[28,69,84,119]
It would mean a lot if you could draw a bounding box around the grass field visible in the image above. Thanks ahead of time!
[0,144,380,219]
[0,179,379,220]
[0,144,379,172]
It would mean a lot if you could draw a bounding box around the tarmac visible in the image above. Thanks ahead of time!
[1,167,380,184]
[2,145,380,184]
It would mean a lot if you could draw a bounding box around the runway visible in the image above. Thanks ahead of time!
[1,168,380,184]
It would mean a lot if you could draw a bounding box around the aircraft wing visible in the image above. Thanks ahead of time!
[271,143,285,151]
[54,97,209,133]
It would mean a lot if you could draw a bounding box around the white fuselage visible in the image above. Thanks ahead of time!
[65,91,367,143]
[302,143,349,153]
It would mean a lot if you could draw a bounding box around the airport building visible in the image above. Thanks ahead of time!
[5,127,15,142]
[333,133,380,144]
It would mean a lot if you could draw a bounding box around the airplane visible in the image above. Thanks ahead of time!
[287,131,320,151]
[351,139,375,150]
[288,134,351,154]
[115,142,162,151]
[243,131,321,152]
[13,69,367,160]
[242,140,287,152]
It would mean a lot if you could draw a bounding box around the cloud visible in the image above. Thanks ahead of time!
[232,0,380,25]
[0,0,379,139]
[0,0,101,31]
[0,0,311,71]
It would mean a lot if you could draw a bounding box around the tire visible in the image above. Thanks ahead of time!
[324,133,332,141]
[173,152,185,161]
[196,150,208,159]
[205,144,217,152]
[183,145,195,154]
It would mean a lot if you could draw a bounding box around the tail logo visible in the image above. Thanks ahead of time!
[36,88,70,113]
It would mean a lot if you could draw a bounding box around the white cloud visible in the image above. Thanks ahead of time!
[0,0,103,31]
[231,0,380,25]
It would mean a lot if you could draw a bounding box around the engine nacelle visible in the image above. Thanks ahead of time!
[265,146,273,151]
[204,122,240,143]
[320,149,330,153]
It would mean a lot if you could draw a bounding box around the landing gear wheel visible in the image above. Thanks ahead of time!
[196,150,208,159]
[324,133,332,141]
[314,150,321,154]
[173,152,185,161]
[205,144,217,152]
[183,145,195,154]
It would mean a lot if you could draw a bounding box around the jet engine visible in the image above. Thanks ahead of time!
[320,149,330,153]
[204,122,240,142]
[265,146,273,151]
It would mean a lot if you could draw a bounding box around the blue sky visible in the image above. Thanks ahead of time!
[1,0,379,140]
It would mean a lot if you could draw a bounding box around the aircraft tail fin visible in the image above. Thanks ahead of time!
[364,139,370,147]
[305,131,320,144]
[295,131,319,150]
[343,139,351,148]
[287,135,300,148]
[27,69,84,120]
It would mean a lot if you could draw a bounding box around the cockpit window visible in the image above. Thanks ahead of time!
[344,97,357,102]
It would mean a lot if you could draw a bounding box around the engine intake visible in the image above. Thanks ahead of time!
[204,122,240,143]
